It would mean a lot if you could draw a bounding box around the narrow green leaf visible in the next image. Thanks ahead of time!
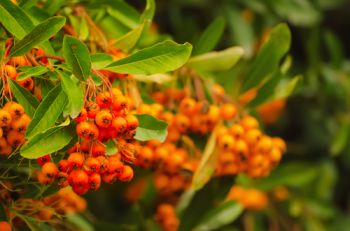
[194,201,243,231]
[17,66,49,80]
[105,41,192,75]
[9,16,66,57]
[330,122,350,156]
[60,72,84,118]
[274,75,302,99]
[107,6,139,29]
[191,129,217,190]
[0,0,34,39]
[21,120,74,159]
[134,114,168,142]
[140,0,155,22]
[241,23,291,93]
[26,83,68,138]
[91,53,113,69]
[63,35,91,80]
[194,17,226,55]
[188,47,244,72]
[133,73,173,84]
[114,23,145,52]
[8,79,39,117]
[67,214,94,231]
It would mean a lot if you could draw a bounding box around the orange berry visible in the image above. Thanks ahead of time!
[272,137,287,153]
[173,114,189,133]
[5,102,24,119]
[42,162,58,179]
[2,65,17,79]
[89,173,101,190]
[75,108,87,123]
[36,154,51,167]
[112,117,127,133]
[76,121,99,140]
[220,103,237,120]
[101,172,118,184]
[107,157,124,174]
[10,114,30,132]
[119,165,134,182]
[17,78,34,91]
[218,134,235,151]
[257,136,273,153]
[125,114,138,130]
[112,95,128,111]
[244,129,262,146]
[37,171,54,185]
[68,170,89,187]
[91,142,105,157]
[179,98,196,115]
[68,152,85,169]
[86,157,100,173]
[0,138,12,156]
[85,102,100,119]
[11,56,28,66]
[0,109,12,127]
[6,130,25,147]
[234,139,249,157]
[95,110,113,128]
[229,124,244,139]
[0,221,11,231]
[58,159,69,172]
[96,91,112,108]
[240,115,259,130]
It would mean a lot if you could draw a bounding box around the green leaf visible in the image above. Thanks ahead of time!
[9,16,66,57]
[114,23,145,52]
[133,73,173,84]
[105,40,192,75]
[17,66,49,81]
[273,75,302,99]
[140,0,155,22]
[253,162,320,190]
[26,83,68,138]
[134,114,168,142]
[63,35,91,80]
[105,140,117,156]
[60,72,84,118]
[0,0,34,39]
[330,122,350,156]
[107,5,139,29]
[91,53,113,69]
[188,47,244,72]
[241,23,291,93]
[193,17,226,55]
[21,119,74,159]
[8,79,39,117]
[194,201,243,231]
[67,214,94,231]
[191,130,217,190]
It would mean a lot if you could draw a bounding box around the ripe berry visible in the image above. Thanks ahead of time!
[36,154,51,167]
[89,173,101,190]
[91,142,105,157]
[112,117,127,133]
[68,152,85,169]
[5,102,24,119]
[75,108,87,123]
[85,102,100,119]
[86,157,100,173]
[220,103,237,120]
[119,165,134,182]
[95,110,113,128]
[37,171,54,185]
[76,121,99,140]
[218,134,235,151]
[96,91,112,108]
[42,162,58,179]
[0,110,12,127]
[6,130,25,147]
[58,159,69,172]
[68,170,89,187]
[0,221,12,231]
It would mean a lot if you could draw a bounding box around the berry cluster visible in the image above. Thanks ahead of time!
[155,204,180,231]
[0,102,30,155]
[0,181,86,228]
[36,88,138,194]
[215,115,286,177]
[227,185,268,210]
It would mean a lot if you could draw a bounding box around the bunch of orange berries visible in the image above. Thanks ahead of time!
[155,203,180,231]
[36,88,138,194]
[0,102,30,156]
[215,115,286,178]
